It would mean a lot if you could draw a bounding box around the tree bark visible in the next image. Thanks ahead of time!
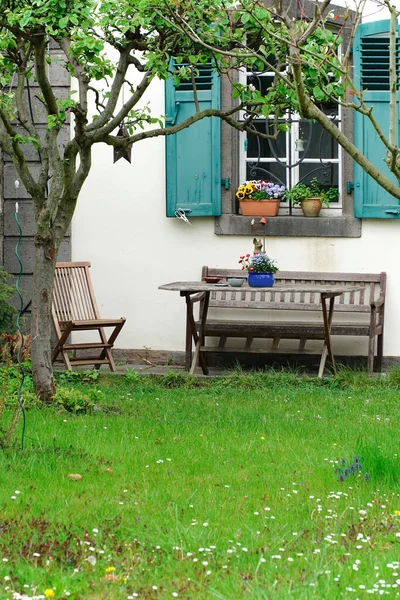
[30,234,57,401]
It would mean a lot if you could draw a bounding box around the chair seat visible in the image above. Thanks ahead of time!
[59,318,125,329]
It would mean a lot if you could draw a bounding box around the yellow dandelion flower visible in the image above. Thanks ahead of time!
[105,566,116,574]
[44,590,55,599]
[394,510,400,515]
[260,436,265,440]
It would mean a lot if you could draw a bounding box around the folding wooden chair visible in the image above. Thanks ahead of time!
[52,261,126,371]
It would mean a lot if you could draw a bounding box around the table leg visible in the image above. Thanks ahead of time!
[185,306,193,370]
[319,294,336,377]
[185,292,209,375]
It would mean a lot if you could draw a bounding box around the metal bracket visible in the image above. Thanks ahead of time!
[166,102,180,126]
[385,210,400,216]
[221,177,230,190]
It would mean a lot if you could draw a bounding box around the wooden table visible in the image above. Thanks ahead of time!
[159,282,361,377]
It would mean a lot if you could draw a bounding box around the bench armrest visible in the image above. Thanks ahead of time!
[370,295,385,309]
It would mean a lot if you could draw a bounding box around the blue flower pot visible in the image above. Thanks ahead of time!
[248,271,275,288]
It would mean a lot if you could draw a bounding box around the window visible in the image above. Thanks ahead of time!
[240,70,342,216]
[216,2,361,237]
[216,67,361,237]
[164,4,364,236]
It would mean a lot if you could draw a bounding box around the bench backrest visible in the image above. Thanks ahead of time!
[52,261,100,323]
[201,267,386,313]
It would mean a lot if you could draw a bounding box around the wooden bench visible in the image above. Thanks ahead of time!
[187,268,386,374]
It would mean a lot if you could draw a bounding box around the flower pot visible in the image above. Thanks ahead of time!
[248,271,275,287]
[300,197,322,217]
[239,199,280,217]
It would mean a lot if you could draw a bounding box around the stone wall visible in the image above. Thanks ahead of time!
[1,45,71,316]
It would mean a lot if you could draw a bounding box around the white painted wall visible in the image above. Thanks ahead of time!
[72,3,399,360]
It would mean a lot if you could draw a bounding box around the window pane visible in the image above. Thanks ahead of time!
[246,162,287,187]
[247,122,286,159]
[240,74,342,209]
[298,106,339,159]
[247,73,274,96]
[298,163,339,202]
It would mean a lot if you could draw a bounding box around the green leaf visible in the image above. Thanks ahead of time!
[59,16,69,29]
[313,85,325,102]
[28,137,40,149]
[254,6,267,20]
[232,87,241,100]
[20,12,32,28]
[261,104,270,117]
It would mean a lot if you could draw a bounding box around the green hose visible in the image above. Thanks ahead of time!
[15,202,26,451]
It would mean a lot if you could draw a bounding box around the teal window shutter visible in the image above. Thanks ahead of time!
[353,20,400,218]
[165,60,221,217]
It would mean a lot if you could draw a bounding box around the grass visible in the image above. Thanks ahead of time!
[1,368,400,599]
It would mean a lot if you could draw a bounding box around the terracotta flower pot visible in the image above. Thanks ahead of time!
[300,197,323,217]
[239,199,280,217]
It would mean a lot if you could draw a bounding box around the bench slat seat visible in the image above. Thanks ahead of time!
[201,346,350,355]
[187,268,387,373]
[200,319,373,338]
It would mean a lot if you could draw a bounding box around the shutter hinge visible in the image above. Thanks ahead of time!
[385,210,400,216]
[221,177,230,190]
[346,182,354,194]
[166,102,180,126]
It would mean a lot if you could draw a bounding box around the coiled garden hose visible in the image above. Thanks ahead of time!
[15,202,26,451]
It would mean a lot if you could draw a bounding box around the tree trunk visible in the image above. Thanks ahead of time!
[31,236,57,401]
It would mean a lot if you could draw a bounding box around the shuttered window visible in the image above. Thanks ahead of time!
[165,60,221,217]
[353,20,400,218]
[360,35,400,91]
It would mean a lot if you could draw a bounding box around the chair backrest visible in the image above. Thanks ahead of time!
[52,261,101,323]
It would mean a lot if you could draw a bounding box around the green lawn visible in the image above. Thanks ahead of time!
[1,369,400,599]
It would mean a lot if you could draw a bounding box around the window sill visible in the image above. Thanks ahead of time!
[215,215,362,237]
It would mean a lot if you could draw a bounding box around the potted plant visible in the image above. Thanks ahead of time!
[239,252,278,287]
[283,178,339,217]
[236,180,286,216]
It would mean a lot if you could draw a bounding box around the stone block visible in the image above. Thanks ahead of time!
[14,88,71,125]
[3,126,69,163]
[215,214,362,238]
[4,200,36,236]
[7,274,33,312]
[4,164,42,199]
[4,237,70,274]
[27,52,71,87]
